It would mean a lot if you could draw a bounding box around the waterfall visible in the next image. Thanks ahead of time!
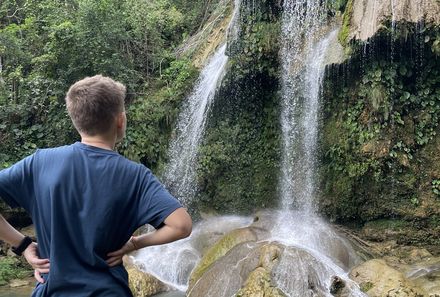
[274,1,367,296]
[279,0,327,212]
[163,0,241,205]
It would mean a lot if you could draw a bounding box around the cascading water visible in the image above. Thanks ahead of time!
[279,0,327,212]
[162,45,228,205]
[163,0,241,205]
[273,1,367,296]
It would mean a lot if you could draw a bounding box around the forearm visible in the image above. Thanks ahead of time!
[133,224,190,249]
[0,214,25,247]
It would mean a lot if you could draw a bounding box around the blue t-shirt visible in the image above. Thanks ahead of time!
[0,142,182,296]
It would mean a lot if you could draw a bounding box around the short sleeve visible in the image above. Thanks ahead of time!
[137,168,182,229]
[0,154,35,210]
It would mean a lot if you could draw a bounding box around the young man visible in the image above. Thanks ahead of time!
[0,75,192,296]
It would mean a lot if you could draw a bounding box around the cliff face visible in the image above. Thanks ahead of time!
[349,0,440,41]
[319,1,440,253]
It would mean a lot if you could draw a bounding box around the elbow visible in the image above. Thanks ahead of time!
[180,217,192,239]
[178,208,192,238]
[165,208,193,239]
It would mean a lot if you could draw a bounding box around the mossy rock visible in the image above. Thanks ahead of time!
[127,266,167,297]
[0,257,32,287]
[350,257,440,296]
[236,267,286,297]
[236,244,286,297]
[188,227,258,288]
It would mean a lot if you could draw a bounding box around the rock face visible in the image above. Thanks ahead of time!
[350,256,440,296]
[187,239,341,297]
[349,0,440,41]
[188,227,261,289]
[350,259,424,296]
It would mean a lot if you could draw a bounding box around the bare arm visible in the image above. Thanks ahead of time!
[106,208,192,266]
[0,214,26,247]
[0,214,49,283]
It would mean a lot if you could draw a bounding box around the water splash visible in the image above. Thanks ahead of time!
[270,210,366,297]
[163,0,241,205]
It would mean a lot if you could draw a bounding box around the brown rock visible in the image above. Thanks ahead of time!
[9,279,30,288]
[127,266,168,297]
[349,0,440,41]
[349,259,424,296]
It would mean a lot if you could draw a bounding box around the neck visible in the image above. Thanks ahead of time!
[81,135,116,151]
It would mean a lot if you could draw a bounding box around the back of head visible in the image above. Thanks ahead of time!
[66,75,126,136]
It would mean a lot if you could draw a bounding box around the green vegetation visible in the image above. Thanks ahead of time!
[0,257,32,286]
[320,23,440,250]
[338,0,353,46]
[360,281,374,292]
[0,0,220,170]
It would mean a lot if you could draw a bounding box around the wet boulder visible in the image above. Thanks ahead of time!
[126,263,168,297]
[188,241,336,297]
[188,227,260,289]
[349,259,424,296]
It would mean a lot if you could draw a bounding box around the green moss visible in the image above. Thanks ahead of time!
[364,219,409,231]
[360,281,374,292]
[236,267,286,297]
[192,2,282,214]
[338,0,353,46]
[321,23,440,230]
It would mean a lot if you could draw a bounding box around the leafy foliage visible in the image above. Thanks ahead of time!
[0,0,210,171]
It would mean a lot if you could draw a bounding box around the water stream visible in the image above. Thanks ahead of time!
[133,0,244,290]
[276,0,366,295]
[279,0,327,212]
[163,0,241,205]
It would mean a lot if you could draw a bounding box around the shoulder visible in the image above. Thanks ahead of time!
[32,144,74,161]
[35,144,72,155]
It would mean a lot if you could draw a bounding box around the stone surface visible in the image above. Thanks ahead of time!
[187,241,263,297]
[20,225,36,240]
[406,257,440,296]
[350,259,425,296]
[236,244,286,297]
[236,267,285,297]
[188,226,259,289]
[349,0,440,41]
[127,265,168,297]
[9,279,30,288]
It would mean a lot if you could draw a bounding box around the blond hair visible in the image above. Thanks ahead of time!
[66,75,126,136]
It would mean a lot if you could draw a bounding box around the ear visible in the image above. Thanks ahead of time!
[117,112,126,129]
